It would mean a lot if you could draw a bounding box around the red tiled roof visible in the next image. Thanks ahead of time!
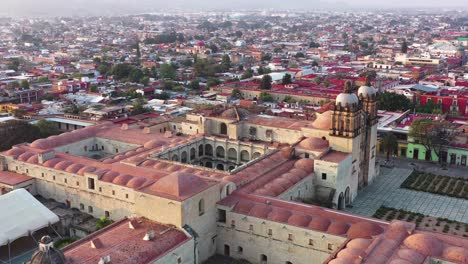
[0,171,33,186]
[64,217,191,264]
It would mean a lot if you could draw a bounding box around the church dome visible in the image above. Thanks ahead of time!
[148,172,208,198]
[347,221,384,239]
[30,236,66,264]
[335,93,359,107]
[220,107,250,120]
[294,159,315,173]
[299,137,329,151]
[357,85,376,98]
[403,233,443,256]
[312,111,333,130]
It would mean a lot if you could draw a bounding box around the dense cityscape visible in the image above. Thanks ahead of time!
[0,4,467,264]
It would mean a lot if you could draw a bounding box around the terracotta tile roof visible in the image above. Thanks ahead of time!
[0,171,33,186]
[64,217,191,264]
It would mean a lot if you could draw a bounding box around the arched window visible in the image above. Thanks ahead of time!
[345,187,350,205]
[205,144,213,156]
[216,146,225,158]
[181,151,188,163]
[260,254,267,264]
[190,148,196,160]
[198,199,205,216]
[220,123,227,135]
[227,148,237,161]
[198,145,204,156]
[252,152,261,159]
[240,150,250,162]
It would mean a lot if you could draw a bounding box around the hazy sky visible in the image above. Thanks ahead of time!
[1,0,467,17]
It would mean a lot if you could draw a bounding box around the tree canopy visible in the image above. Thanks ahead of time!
[159,64,177,79]
[409,119,458,163]
[0,120,42,151]
[260,75,272,90]
[35,119,60,138]
[259,92,273,102]
[282,73,292,85]
[378,92,412,111]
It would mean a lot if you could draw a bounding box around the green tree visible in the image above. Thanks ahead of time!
[261,53,272,61]
[231,88,243,99]
[283,95,296,103]
[129,68,144,83]
[416,100,442,114]
[401,40,408,54]
[159,64,177,79]
[295,52,305,58]
[409,119,458,163]
[97,64,110,75]
[155,92,170,100]
[135,41,141,60]
[209,44,219,53]
[189,80,200,90]
[206,78,221,88]
[110,64,133,80]
[96,217,113,230]
[323,80,330,87]
[312,61,319,67]
[90,84,98,93]
[309,42,320,48]
[314,77,322,85]
[8,58,20,71]
[259,92,273,102]
[378,92,412,111]
[221,54,231,72]
[0,120,41,151]
[131,97,154,115]
[381,133,398,161]
[8,81,20,89]
[260,75,272,90]
[241,68,254,79]
[282,73,292,85]
[273,47,282,53]
[38,77,50,83]
[140,76,150,86]
[35,119,60,138]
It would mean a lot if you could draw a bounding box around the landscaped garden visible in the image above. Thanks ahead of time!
[373,206,468,237]
[400,171,468,199]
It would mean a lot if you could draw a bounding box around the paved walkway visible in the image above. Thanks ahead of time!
[378,155,468,178]
[345,167,468,223]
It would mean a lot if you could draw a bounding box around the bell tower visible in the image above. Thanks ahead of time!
[357,76,379,188]
[331,81,363,138]
[359,76,379,125]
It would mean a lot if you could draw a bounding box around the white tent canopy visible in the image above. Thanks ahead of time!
[0,189,59,246]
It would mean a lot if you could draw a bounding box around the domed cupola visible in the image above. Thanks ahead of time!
[357,76,377,99]
[335,81,359,107]
[29,236,66,264]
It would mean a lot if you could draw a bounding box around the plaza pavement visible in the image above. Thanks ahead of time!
[344,165,468,223]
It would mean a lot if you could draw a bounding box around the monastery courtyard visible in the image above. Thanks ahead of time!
[345,162,468,223]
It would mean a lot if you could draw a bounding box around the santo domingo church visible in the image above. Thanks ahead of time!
[1,81,467,264]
